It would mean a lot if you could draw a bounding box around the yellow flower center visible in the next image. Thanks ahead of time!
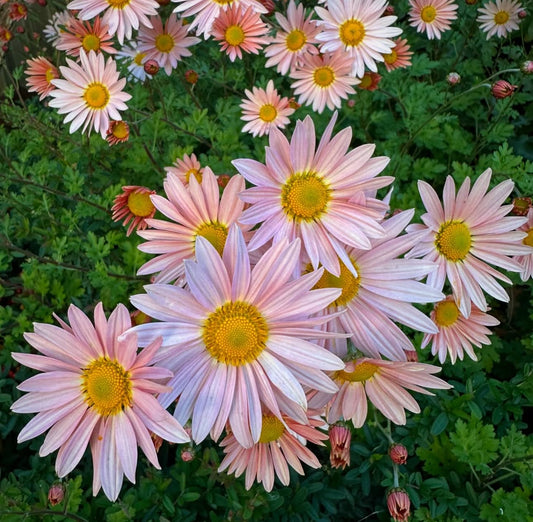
[335,361,378,383]
[155,33,174,53]
[310,258,360,306]
[134,52,146,66]
[383,50,397,65]
[214,0,233,4]
[127,191,155,217]
[45,67,56,83]
[313,66,335,88]
[202,301,269,366]
[285,29,306,51]
[83,82,110,110]
[81,358,132,416]
[258,415,285,443]
[195,221,229,255]
[106,0,131,8]
[435,220,472,262]
[359,73,372,89]
[339,19,365,47]
[494,10,510,24]
[225,25,245,46]
[82,33,101,52]
[281,172,330,222]
[523,228,533,247]
[112,121,129,139]
[259,103,278,122]
[185,168,203,184]
[420,5,437,23]
[434,299,460,327]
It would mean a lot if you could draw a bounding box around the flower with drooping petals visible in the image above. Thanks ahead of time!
[491,79,517,98]
[9,3,28,21]
[264,0,320,76]
[164,153,204,185]
[49,50,131,139]
[43,10,76,45]
[358,71,381,91]
[56,16,117,57]
[382,37,412,72]
[25,56,59,100]
[11,303,190,502]
[514,208,533,281]
[127,226,345,447]
[212,5,270,62]
[240,80,295,137]
[406,168,531,318]
[116,42,152,82]
[477,0,522,38]
[408,0,458,39]
[315,0,403,78]
[388,489,411,522]
[106,120,130,146]
[112,185,156,236]
[138,14,200,75]
[329,424,351,469]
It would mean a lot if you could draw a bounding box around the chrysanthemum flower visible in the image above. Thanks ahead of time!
[264,0,320,76]
[240,80,295,137]
[116,42,152,82]
[358,71,381,91]
[67,0,160,44]
[25,57,59,101]
[49,50,131,138]
[388,489,411,522]
[234,113,393,278]
[408,0,458,40]
[0,26,13,44]
[164,153,204,185]
[11,303,189,502]
[218,411,327,491]
[9,3,28,21]
[421,295,499,363]
[43,10,76,45]
[56,16,117,57]
[329,424,351,469]
[405,168,531,318]
[112,185,156,236]
[315,0,402,78]
[138,14,200,75]
[212,5,270,62]
[127,226,345,447]
[514,208,533,281]
[106,120,130,146]
[289,51,359,113]
[382,37,413,72]
[137,167,249,284]
[477,0,522,38]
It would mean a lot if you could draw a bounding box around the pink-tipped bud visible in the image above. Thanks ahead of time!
[38,0,47,5]
[389,444,408,465]
[48,484,65,506]
[185,69,198,84]
[384,5,395,15]
[16,26,24,33]
[521,60,533,75]
[518,8,527,18]
[446,72,461,85]
[491,80,517,99]
[405,350,418,362]
[151,433,163,452]
[329,424,351,470]
[387,489,411,522]
[181,448,195,462]
[144,59,159,76]
[347,99,356,108]
[511,197,532,216]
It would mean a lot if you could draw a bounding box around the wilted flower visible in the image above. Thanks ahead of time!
[387,489,411,522]
[491,79,517,98]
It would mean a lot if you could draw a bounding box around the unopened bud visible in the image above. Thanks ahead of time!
[446,72,461,85]
[48,483,65,506]
[491,80,517,99]
[329,424,351,469]
[288,97,300,110]
[16,26,24,33]
[181,448,195,462]
[518,8,527,18]
[347,99,356,108]
[405,350,418,362]
[384,5,395,15]
[216,174,230,189]
[387,489,411,522]
[389,443,408,465]
[185,69,198,84]
[465,0,477,4]
[144,59,159,75]
[521,60,533,75]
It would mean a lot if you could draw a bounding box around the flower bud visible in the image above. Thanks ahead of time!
[521,60,533,75]
[465,0,478,4]
[446,72,461,85]
[491,80,517,99]
[181,448,195,462]
[405,350,418,362]
[288,97,300,110]
[185,69,198,84]
[384,5,395,15]
[48,483,65,506]
[389,443,408,464]
[216,174,230,189]
[329,424,351,469]
[144,59,159,76]
[518,8,527,18]
[511,197,532,216]
[387,489,411,522]
[346,99,356,108]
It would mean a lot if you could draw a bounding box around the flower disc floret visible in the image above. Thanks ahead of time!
[258,415,285,443]
[286,29,306,51]
[311,260,360,306]
[195,222,229,255]
[339,19,365,46]
[335,361,378,382]
[435,220,471,262]
[281,172,330,222]
[433,299,459,327]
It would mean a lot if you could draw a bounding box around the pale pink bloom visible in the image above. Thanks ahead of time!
[289,51,359,113]
[25,57,59,100]
[56,16,117,57]
[408,0,458,40]
[514,208,533,281]
[212,5,270,62]
[421,295,499,364]
[116,42,152,82]
[138,14,200,75]
[264,0,320,76]
[11,303,189,502]
[137,167,250,284]
[382,37,412,72]
[477,0,522,39]
[67,0,159,44]
[240,80,295,137]
[127,226,345,447]
[218,412,327,491]
[43,10,76,45]
[164,153,204,185]
[49,50,131,139]
[315,0,403,78]
[406,169,531,318]
[234,113,393,278]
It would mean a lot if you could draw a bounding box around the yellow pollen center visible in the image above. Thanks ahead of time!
[225,25,245,46]
[81,358,132,416]
[155,33,174,53]
[83,82,110,110]
[214,0,233,4]
[106,0,131,8]
[494,10,510,24]
[310,258,360,306]
[195,221,229,255]
[383,50,398,65]
[281,172,330,222]
[259,104,278,122]
[259,415,285,443]
[134,52,145,66]
[202,301,269,366]
[45,67,56,83]
[127,191,155,217]
[112,121,129,139]
[336,361,378,383]
[434,299,460,327]
[185,168,202,183]
[82,33,101,52]
[435,220,472,262]
[359,73,373,89]
[313,66,335,88]
[339,19,365,47]
[523,228,533,247]
[420,5,437,23]
[285,29,306,51]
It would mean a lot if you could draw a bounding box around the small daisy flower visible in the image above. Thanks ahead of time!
[9,3,28,21]
[164,153,204,184]
[116,42,152,82]
[477,0,522,38]
[43,10,76,45]
[421,295,500,364]
[112,185,156,236]
[382,37,413,72]
[358,71,381,91]
[106,120,130,146]
[264,0,320,76]
[289,51,359,113]
[212,5,270,62]
[138,14,200,76]
[514,208,533,281]
[240,80,295,137]
[0,26,13,44]
[25,56,59,100]
[408,0,458,40]
[56,16,117,57]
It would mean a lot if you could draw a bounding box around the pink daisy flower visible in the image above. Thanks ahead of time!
[56,16,117,57]
[263,0,320,76]
[382,37,413,72]
[289,51,359,113]
[315,0,403,78]
[240,80,295,137]
[212,5,270,62]
[218,411,327,491]
[67,0,159,44]
[49,50,131,139]
[164,152,204,185]
[127,226,345,447]
[408,0,458,40]
[477,0,522,39]
[25,56,59,101]
[405,168,531,318]
[138,14,200,76]
[112,185,156,236]
[11,303,189,502]
[514,208,533,281]
[43,10,76,45]
[116,41,152,82]
[234,113,393,278]
[421,295,499,364]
